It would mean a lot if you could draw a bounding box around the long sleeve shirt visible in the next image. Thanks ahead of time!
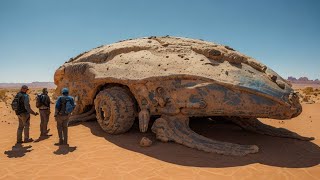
[22,93,36,115]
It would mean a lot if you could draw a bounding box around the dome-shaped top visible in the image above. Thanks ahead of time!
[57,36,292,100]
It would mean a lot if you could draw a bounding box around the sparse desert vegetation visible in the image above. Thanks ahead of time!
[0,89,7,102]
[299,87,320,104]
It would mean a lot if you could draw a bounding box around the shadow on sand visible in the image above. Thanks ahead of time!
[34,134,53,143]
[54,145,77,155]
[4,143,33,158]
[81,118,320,168]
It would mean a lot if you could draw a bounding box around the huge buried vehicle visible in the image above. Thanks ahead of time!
[54,36,313,156]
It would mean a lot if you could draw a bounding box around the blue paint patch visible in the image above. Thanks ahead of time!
[238,76,290,99]
[207,84,241,106]
[189,94,202,103]
[148,91,157,104]
[249,94,276,106]
[198,88,208,96]
[207,84,228,93]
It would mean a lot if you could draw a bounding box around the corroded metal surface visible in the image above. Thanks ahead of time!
[54,36,310,156]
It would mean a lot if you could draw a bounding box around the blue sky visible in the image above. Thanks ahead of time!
[0,0,319,83]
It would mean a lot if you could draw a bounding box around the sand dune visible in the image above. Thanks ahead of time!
[0,91,319,180]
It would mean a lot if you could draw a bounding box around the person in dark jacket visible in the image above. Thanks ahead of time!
[38,88,51,137]
[54,88,75,146]
[16,85,39,144]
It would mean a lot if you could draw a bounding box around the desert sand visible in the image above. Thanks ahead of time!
[0,89,319,180]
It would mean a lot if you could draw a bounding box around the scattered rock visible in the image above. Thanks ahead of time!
[140,137,152,147]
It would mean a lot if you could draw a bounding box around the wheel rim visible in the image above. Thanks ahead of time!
[99,100,111,126]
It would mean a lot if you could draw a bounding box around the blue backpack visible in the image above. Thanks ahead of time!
[59,96,75,115]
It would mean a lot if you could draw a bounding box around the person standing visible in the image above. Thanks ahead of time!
[54,88,75,146]
[13,85,39,144]
[37,88,51,137]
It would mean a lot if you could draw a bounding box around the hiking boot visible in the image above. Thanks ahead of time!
[24,138,34,143]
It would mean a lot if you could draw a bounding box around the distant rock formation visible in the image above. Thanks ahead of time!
[0,82,56,89]
[287,76,320,84]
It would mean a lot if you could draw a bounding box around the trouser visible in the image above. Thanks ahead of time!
[17,113,30,142]
[55,115,69,144]
[40,109,50,136]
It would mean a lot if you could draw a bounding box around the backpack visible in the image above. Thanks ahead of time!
[36,94,43,108]
[59,96,75,115]
[11,93,24,114]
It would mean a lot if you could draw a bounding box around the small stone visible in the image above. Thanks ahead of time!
[166,56,169,58]
[184,58,189,60]
[140,137,152,147]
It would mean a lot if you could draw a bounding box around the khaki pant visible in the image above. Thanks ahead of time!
[39,109,50,136]
[55,115,69,144]
[17,113,30,142]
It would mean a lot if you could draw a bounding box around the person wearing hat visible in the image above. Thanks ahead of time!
[54,88,75,146]
[37,88,51,137]
[15,85,39,143]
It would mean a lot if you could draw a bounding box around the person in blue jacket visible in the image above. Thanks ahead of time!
[54,88,75,146]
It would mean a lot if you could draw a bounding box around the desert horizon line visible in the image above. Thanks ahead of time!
[0,75,320,84]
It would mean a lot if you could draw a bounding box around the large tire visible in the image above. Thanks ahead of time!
[94,87,136,134]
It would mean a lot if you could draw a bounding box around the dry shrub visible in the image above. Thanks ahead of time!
[0,89,7,101]
[302,96,310,102]
[302,87,314,95]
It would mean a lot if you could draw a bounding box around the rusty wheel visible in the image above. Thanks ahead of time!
[94,87,135,134]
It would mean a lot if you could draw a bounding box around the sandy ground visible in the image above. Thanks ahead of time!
[0,94,319,180]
